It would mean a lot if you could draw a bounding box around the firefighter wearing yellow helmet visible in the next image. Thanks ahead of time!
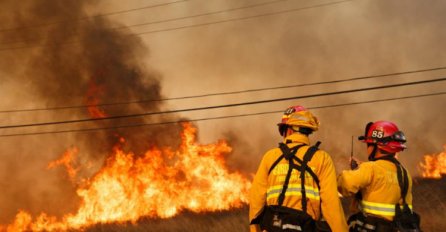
[249,105,348,232]
[337,121,421,231]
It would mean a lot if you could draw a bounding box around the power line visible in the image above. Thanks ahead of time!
[0,0,188,34]
[0,91,444,138]
[1,0,283,46]
[114,0,292,31]
[0,77,445,130]
[134,0,353,35]
[0,0,353,52]
[2,65,445,114]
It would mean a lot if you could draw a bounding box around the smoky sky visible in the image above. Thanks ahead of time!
[0,0,184,223]
[138,0,446,174]
[0,0,446,225]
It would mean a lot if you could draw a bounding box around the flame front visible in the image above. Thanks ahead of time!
[3,123,250,231]
[420,144,446,178]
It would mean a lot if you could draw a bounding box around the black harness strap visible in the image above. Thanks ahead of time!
[300,141,320,213]
[291,156,320,189]
[374,155,422,232]
[278,157,294,206]
[270,142,321,214]
[401,166,409,205]
[379,155,412,218]
[397,165,408,204]
[268,143,303,175]
[377,156,410,205]
[272,143,304,206]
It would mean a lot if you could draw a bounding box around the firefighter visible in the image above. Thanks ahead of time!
[338,121,421,231]
[249,105,348,232]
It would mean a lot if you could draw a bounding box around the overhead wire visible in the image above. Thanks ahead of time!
[0,77,445,130]
[0,91,444,137]
[1,0,283,46]
[112,0,289,30]
[0,0,188,34]
[0,0,354,51]
[1,65,445,114]
[134,0,353,35]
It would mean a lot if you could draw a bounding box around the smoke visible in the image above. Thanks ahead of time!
[1,0,446,226]
[0,0,184,223]
[153,0,446,176]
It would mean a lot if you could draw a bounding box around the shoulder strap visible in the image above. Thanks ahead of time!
[268,141,322,214]
[291,156,320,188]
[273,143,304,206]
[277,142,321,210]
[299,141,321,213]
[268,143,304,175]
[377,156,409,205]
[400,165,409,204]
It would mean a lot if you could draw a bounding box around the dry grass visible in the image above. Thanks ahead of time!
[412,178,446,232]
[83,179,445,232]
[84,206,249,232]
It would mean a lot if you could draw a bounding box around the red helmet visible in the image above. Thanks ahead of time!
[358,121,407,153]
[277,105,319,136]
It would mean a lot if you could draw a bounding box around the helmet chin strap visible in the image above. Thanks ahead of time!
[368,144,398,161]
[279,124,288,137]
[368,144,378,161]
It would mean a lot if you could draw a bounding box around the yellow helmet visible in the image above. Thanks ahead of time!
[277,105,320,136]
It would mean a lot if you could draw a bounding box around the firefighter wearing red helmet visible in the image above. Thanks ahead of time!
[249,105,348,232]
[337,121,421,231]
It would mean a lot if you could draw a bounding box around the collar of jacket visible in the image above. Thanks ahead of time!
[283,133,310,145]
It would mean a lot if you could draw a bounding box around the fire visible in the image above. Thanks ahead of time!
[420,145,446,178]
[47,147,80,183]
[2,123,250,231]
[85,80,106,118]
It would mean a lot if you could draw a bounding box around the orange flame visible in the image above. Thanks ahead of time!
[85,80,106,118]
[419,144,446,178]
[2,123,250,231]
[47,147,80,183]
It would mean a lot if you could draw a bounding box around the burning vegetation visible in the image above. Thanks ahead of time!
[3,123,250,231]
[0,0,252,231]
[419,145,446,179]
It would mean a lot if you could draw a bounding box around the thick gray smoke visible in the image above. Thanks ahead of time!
[0,0,183,223]
[3,1,183,153]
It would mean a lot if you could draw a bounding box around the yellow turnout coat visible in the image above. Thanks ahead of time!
[249,133,348,232]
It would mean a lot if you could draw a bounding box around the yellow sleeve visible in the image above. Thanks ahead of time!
[337,162,373,197]
[249,151,270,227]
[317,151,348,232]
[249,224,262,232]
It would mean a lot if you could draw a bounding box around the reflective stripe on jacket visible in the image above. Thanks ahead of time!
[249,133,348,232]
[337,159,413,221]
[267,184,321,201]
[361,200,413,217]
